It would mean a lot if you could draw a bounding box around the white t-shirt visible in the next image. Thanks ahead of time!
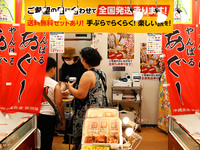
[39,77,58,116]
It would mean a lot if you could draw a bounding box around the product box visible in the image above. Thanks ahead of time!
[82,117,123,149]
[113,91,123,101]
[113,80,132,87]
[85,108,119,118]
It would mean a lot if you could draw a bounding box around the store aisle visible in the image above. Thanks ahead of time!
[52,127,168,150]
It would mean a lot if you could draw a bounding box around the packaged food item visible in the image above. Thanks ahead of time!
[107,135,119,143]
[85,108,119,118]
[110,119,119,135]
[95,135,106,143]
[87,120,99,135]
[84,136,96,143]
[99,120,109,135]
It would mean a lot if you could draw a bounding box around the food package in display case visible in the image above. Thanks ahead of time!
[82,117,123,149]
[85,108,119,118]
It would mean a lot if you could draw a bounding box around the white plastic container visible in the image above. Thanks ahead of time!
[82,117,123,149]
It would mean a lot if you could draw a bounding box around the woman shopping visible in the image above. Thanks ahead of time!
[66,47,108,150]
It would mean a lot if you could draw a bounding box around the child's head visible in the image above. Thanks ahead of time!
[46,57,57,72]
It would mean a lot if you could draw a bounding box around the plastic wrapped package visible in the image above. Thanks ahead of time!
[82,117,123,149]
[85,108,119,118]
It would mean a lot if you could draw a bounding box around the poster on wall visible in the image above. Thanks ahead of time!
[173,0,192,24]
[108,33,134,66]
[49,32,64,53]
[147,33,162,54]
[163,25,200,115]
[140,43,164,80]
[0,0,15,23]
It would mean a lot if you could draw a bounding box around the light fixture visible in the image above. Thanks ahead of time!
[175,0,187,23]
[50,0,64,21]
[130,0,143,21]
[123,117,139,131]
[155,0,167,23]
[65,0,79,21]
[32,0,46,22]
[124,127,142,149]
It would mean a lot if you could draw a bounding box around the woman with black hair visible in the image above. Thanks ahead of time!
[66,47,108,150]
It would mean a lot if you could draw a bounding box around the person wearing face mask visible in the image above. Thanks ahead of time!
[59,47,86,144]
[60,47,86,95]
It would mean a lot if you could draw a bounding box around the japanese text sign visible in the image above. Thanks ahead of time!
[0,24,49,114]
[163,25,200,115]
[25,0,174,33]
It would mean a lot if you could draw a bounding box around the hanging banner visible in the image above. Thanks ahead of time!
[163,25,200,115]
[107,33,134,66]
[0,0,15,24]
[0,25,49,114]
[0,0,49,114]
[25,0,174,33]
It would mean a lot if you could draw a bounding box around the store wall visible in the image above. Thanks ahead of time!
[95,33,160,124]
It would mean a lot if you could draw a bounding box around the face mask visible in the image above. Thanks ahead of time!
[65,60,74,65]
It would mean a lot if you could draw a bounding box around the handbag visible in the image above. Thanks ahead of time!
[43,88,60,125]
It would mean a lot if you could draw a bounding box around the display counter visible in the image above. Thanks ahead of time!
[0,112,37,150]
[169,114,200,150]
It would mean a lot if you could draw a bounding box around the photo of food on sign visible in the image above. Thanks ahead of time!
[140,43,164,74]
[107,33,134,60]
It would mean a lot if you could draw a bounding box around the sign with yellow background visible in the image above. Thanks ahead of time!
[25,0,174,33]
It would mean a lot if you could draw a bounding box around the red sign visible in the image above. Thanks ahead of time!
[149,66,156,73]
[116,52,123,59]
[0,0,49,114]
[108,52,116,59]
[163,24,200,115]
[141,66,149,73]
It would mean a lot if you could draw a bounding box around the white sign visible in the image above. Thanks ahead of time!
[147,33,162,54]
[49,32,65,53]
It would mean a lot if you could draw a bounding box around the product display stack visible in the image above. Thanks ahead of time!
[81,108,123,150]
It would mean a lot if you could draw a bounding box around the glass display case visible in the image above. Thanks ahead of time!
[0,112,37,150]
[169,115,200,150]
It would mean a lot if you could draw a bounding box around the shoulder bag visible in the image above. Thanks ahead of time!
[43,88,60,125]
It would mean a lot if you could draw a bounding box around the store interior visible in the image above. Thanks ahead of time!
[1,0,200,150]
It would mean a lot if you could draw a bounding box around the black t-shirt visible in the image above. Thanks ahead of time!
[59,59,86,84]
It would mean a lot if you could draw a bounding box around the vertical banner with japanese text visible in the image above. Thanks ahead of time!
[163,24,200,115]
[0,0,49,114]
[25,0,174,33]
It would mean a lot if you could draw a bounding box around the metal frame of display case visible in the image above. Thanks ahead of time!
[111,86,142,132]
[168,116,200,150]
[0,114,37,150]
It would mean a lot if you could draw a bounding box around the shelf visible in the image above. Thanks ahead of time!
[113,100,140,103]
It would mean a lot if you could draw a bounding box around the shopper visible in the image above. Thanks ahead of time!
[59,47,86,144]
[60,47,86,96]
[37,57,65,150]
[66,47,108,150]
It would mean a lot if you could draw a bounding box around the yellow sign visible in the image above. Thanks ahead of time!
[25,0,174,33]
[82,145,110,150]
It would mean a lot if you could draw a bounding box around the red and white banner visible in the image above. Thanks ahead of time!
[163,0,200,115]
[0,0,49,114]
